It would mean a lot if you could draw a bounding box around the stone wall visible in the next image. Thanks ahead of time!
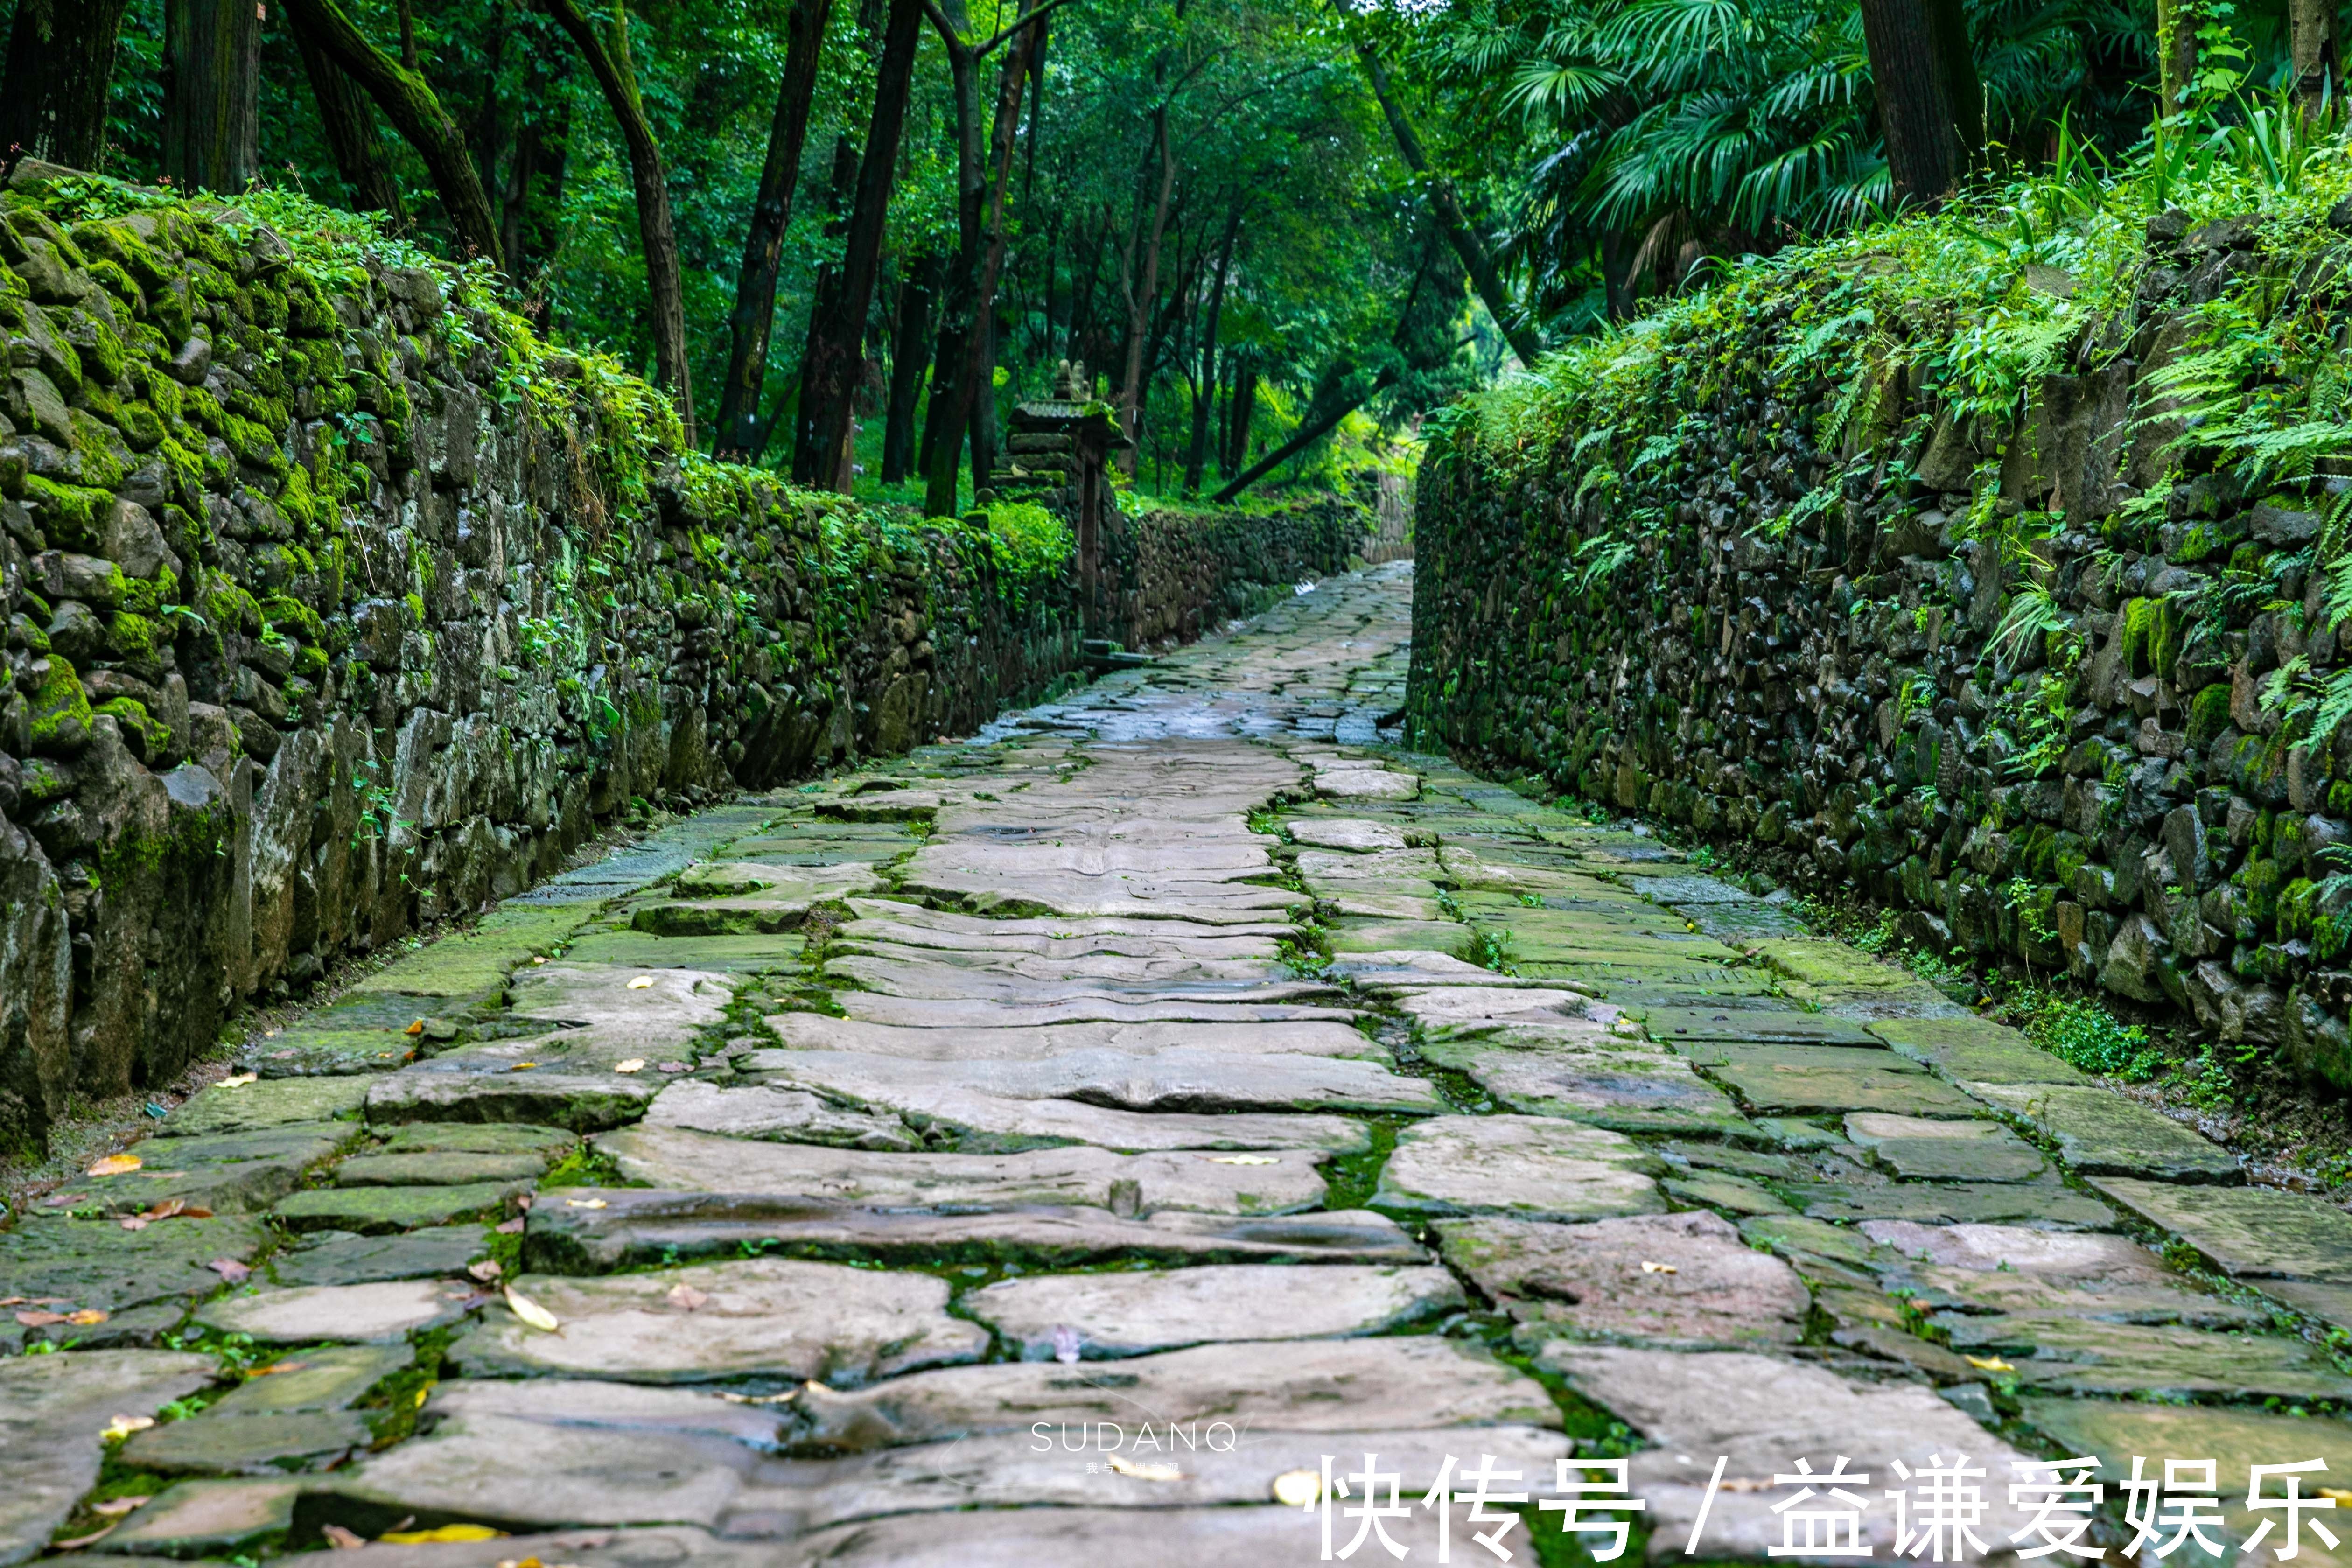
[1410,209,2352,1091]
[0,182,1371,1153]
[1103,491,1379,649]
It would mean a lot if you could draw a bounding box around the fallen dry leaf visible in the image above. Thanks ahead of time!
[52,1525,118,1549]
[86,1154,142,1177]
[218,1073,258,1088]
[716,1388,801,1405]
[380,1523,507,1543]
[117,1217,149,1232]
[100,1414,155,1441]
[656,1061,690,1074]
[1106,1454,1183,1482]
[208,1258,252,1284]
[404,1019,427,1036]
[15,1311,66,1327]
[320,1524,367,1550]
[613,1059,647,1074]
[247,1360,309,1378]
[531,955,548,965]
[91,1497,150,1517]
[1964,1354,2015,1372]
[564,1197,606,1210]
[505,1286,560,1333]
[1639,1260,1678,1274]
[468,1259,504,1282]
[626,975,657,989]
[1273,1469,1322,1507]
[66,1309,107,1325]
[666,1283,709,1311]
[1207,1154,1278,1166]
[509,1061,539,1072]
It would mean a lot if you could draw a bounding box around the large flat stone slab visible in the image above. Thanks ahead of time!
[1698,1045,1987,1117]
[1437,1211,1810,1350]
[1374,1115,1665,1219]
[1842,1111,2048,1182]
[196,1279,477,1344]
[965,1262,1464,1358]
[779,1336,1562,1450]
[1957,1314,2352,1400]
[157,1076,371,1137]
[523,1191,1428,1273]
[1788,1177,2116,1229]
[0,1215,268,1315]
[94,1477,299,1559]
[644,1079,921,1149]
[1638,1006,1881,1044]
[764,1011,1379,1059]
[1542,1344,2040,1560]
[1971,1085,2240,1181]
[445,1257,984,1385]
[1288,818,1411,851]
[1868,1015,2091,1084]
[2090,1178,2352,1280]
[269,1225,490,1287]
[41,1124,357,1216]
[596,1126,1326,1215]
[740,1046,1441,1115]
[275,1180,526,1234]
[0,1349,215,1564]
[117,1407,372,1476]
[1421,1038,1752,1136]
[833,992,1352,1027]
[363,1044,664,1132]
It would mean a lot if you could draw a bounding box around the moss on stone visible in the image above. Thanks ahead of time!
[21,475,110,549]
[27,654,93,755]
[2187,683,2233,746]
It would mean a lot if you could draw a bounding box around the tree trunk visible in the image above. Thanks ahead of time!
[2156,0,2199,116]
[1223,363,1255,476]
[0,0,134,172]
[1113,110,1176,477]
[2292,0,2336,110]
[1183,206,1239,494]
[798,0,924,492]
[921,0,988,517]
[712,0,833,460]
[539,0,693,437]
[961,16,1042,501]
[282,0,504,267]
[164,0,260,193]
[882,252,937,483]
[1351,36,1542,365]
[294,23,406,220]
[1211,363,1395,505]
[1857,0,1982,205]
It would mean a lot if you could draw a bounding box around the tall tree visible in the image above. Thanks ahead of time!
[1183,202,1240,494]
[164,0,260,192]
[1113,102,1176,476]
[712,0,834,462]
[2292,0,2338,110]
[281,0,504,265]
[0,0,134,171]
[882,254,939,483]
[797,0,926,490]
[539,0,694,437]
[963,12,1048,498]
[1349,33,1541,365]
[1856,0,1982,204]
[293,25,406,220]
[917,0,1066,516]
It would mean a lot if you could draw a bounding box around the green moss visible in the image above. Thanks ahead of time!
[27,655,93,754]
[94,697,171,763]
[2187,683,2234,746]
[204,580,263,637]
[2280,876,2322,940]
[21,476,110,549]
[220,413,282,470]
[65,409,132,492]
[107,611,158,663]
[260,592,326,643]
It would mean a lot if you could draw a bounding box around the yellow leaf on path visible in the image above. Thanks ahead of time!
[404,1019,426,1036]
[65,1309,108,1325]
[87,1155,142,1177]
[52,1525,118,1550]
[1207,1155,1278,1166]
[1639,1260,1677,1274]
[1273,1469,1323,1507]
[100,1414,155,1441]
[509,1062,538,1071]
[505,1287,560,1333]
[613,1059,647,1074]
[248,1361,309,1377]
[564,1198,606,1210]
[627,976,657,989]
[1964,1354,2014,1372]
[1106,1454,1183,1482]
[379,1524,508,1543]
[218,1073,257,1088]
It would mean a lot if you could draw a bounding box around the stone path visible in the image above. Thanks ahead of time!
[9,560,2352,1565]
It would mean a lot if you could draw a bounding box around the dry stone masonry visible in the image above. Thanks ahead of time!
[1412,209,2352,1088]
[0,176,1375,1155]
[6,566,2351,1564]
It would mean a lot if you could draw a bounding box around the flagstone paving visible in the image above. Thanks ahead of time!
[11,560,2352,1563]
